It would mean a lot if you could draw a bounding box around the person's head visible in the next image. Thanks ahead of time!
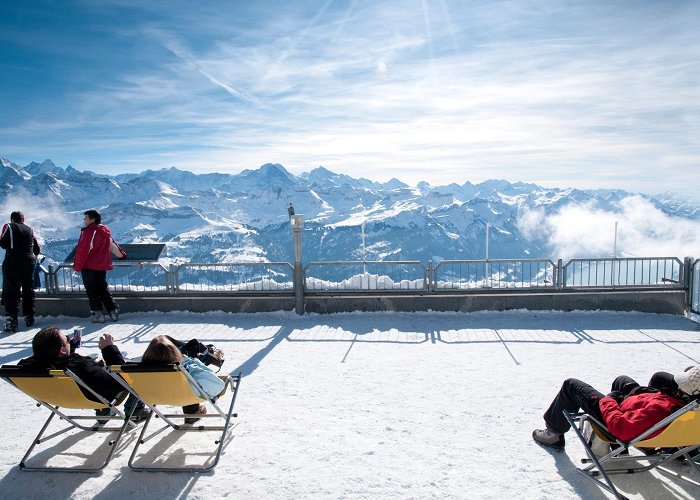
[141,335,183,364]
[10,211,24,223]
[83,209,101,226]
[32,326,71,364]
[675,366,700,396]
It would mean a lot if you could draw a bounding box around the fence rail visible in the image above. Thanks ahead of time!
[175,262,294,293]
[433,259,557,291]
[3,257,692,301]
[562,257,684,288]
[304,261,428,292]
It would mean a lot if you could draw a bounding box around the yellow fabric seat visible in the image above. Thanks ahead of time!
[0,364,135,472]
[109,363,241,472]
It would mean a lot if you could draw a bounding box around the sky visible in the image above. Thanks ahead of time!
[1,0,699,197]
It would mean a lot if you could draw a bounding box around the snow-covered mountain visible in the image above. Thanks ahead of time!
[1,156,698,267]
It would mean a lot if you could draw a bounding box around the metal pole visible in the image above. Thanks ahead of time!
[361,221,366,274]
[291,214,304,315]
[613,221,618,287]
[484,223,490,286]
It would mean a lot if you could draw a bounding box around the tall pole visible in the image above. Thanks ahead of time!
[291,214,304,315]
[612,220,618,287]
[361,220,366,274]
[484,223,490,286]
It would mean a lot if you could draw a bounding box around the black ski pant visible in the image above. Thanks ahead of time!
[543,372,678,434]
[544,375,647,434]
[2,259,35,318]
[81,269,116,313]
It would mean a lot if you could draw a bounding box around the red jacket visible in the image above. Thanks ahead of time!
[599,391,683,442]
[73,223,126,272]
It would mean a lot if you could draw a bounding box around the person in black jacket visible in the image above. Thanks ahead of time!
[19,326,147,420]
[1,211,40,332]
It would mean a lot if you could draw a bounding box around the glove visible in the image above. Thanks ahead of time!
[606,390,624,404]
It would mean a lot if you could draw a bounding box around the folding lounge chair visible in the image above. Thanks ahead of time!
[0,364,137,472]
[109,363,241,472]
[564,400,700,500]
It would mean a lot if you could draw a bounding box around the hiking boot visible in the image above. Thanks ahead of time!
[107,305,120,322]
[25,315,35,328]
[533,428,566,451]
[95,407,116,424]
[3,317,19,333]
[184,403,207,424]
[130,407,151,423]
[90,310,106,323]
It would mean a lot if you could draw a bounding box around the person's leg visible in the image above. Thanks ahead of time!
[543,378,605,433]
[81,269,103,312]
[3,262,21,328]
[20,260,36,319]
[95,270,117,313]
[610,375,640,396]
[648,371,678,391]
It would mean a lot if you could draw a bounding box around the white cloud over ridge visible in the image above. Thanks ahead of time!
[518,196,700,260]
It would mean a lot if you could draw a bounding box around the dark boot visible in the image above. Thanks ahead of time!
[4,316,19,333]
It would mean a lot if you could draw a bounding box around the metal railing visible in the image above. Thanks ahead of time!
[304,261,428,292]
[562,257,684,288]
[432,259,557,291]
[691,259,700,315]
[174,262,294,293]
[4,256,692,299]
[49,262,171,294]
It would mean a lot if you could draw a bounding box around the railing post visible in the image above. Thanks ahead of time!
[47,265,54,294]
[427,259,433,293]
[167,264,174,295]
[291,214,305,315]
[683,256,692,309]
[557,259,563,289]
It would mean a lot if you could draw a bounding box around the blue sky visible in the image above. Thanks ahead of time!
[1,0,699,196]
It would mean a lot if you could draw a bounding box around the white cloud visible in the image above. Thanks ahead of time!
[518,196,700,259]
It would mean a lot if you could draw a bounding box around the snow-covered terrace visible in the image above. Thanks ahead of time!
[1,309,699,499]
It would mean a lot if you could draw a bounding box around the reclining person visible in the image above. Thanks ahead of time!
[140,335,225,424]
[19,326,146,420]
[533,366,700,451]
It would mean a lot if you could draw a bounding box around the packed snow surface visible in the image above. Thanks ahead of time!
[0,309,699,499]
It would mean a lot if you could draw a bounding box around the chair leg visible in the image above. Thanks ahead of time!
[20,407,135,473]
[564,411,630,500]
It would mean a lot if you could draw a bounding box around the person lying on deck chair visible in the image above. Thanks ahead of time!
[532,367,700,451]
[140,335,225,424]
[18,326,148,421]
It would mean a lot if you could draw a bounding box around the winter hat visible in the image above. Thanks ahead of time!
[675,366,700,396]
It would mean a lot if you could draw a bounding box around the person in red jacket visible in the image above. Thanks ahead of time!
[73,210,126,323]
[532,366,700,451]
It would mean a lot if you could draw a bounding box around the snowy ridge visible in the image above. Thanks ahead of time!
[1,155,699,268]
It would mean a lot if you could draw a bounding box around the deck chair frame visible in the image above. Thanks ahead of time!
[564,400,700,500]
[109,363,241,472]
[0,365,138,473]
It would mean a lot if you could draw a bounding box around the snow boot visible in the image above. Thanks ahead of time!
[4,317,19,333]
[90,310,106,323]
[532,428,565,451]
[25,315,35,328]
[107,305,119,322]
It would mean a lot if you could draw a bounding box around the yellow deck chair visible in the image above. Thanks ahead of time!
[564,400,700,500]
[109,363,241,472]
[0,364,137,472]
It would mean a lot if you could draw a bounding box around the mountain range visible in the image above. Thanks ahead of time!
[1,156,698,268]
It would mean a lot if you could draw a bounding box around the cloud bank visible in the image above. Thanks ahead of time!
[518,196,700,260]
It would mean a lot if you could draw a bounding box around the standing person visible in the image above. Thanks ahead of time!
[73,210,126,323]
[1,211,40,333]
